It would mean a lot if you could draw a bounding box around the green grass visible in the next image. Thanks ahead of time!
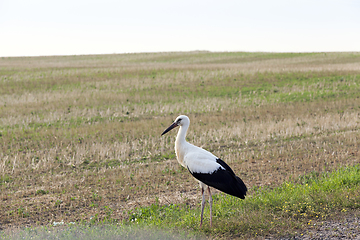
[124,72,360,104]
[127,165,360,239]
[0,224,204,240]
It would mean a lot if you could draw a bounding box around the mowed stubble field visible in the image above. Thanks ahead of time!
[1,52,360,230]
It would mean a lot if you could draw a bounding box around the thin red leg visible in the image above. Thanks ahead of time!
[208,186,212,227]
[200,187,205,227]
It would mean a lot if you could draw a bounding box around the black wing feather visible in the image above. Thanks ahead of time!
[189,158,247,199]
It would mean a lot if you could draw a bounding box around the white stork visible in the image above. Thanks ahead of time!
[161,115,247,227]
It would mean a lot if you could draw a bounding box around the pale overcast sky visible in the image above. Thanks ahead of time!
[0,0,359,57]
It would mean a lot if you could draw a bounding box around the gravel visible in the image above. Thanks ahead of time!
[288,213,360,240]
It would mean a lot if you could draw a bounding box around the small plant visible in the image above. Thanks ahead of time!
[17,207,29,218]
[89,202,98,208]
[89,213,99,225]
[35,189,48,195]
[54,200,62,207]
[103,206,113,222]
[92,192,102,201]
[0,175,11,185]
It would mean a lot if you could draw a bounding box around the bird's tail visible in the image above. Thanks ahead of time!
[235,176,247,198]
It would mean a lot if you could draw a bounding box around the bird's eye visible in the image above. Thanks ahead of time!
[177,118,182,123]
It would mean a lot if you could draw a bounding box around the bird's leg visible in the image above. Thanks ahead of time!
[200,187,205,227]
[208,186,213,227]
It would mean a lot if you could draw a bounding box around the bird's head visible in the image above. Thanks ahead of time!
[161,115,190,136]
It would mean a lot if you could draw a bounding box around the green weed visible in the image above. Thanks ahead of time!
[127,165,360,238]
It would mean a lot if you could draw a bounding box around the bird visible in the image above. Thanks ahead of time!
[161,115,247,227]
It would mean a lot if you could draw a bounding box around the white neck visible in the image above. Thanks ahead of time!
[175,122,190,167]
[176,123,189,143]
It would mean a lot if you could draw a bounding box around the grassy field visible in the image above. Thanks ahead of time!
[1,51,360,239]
